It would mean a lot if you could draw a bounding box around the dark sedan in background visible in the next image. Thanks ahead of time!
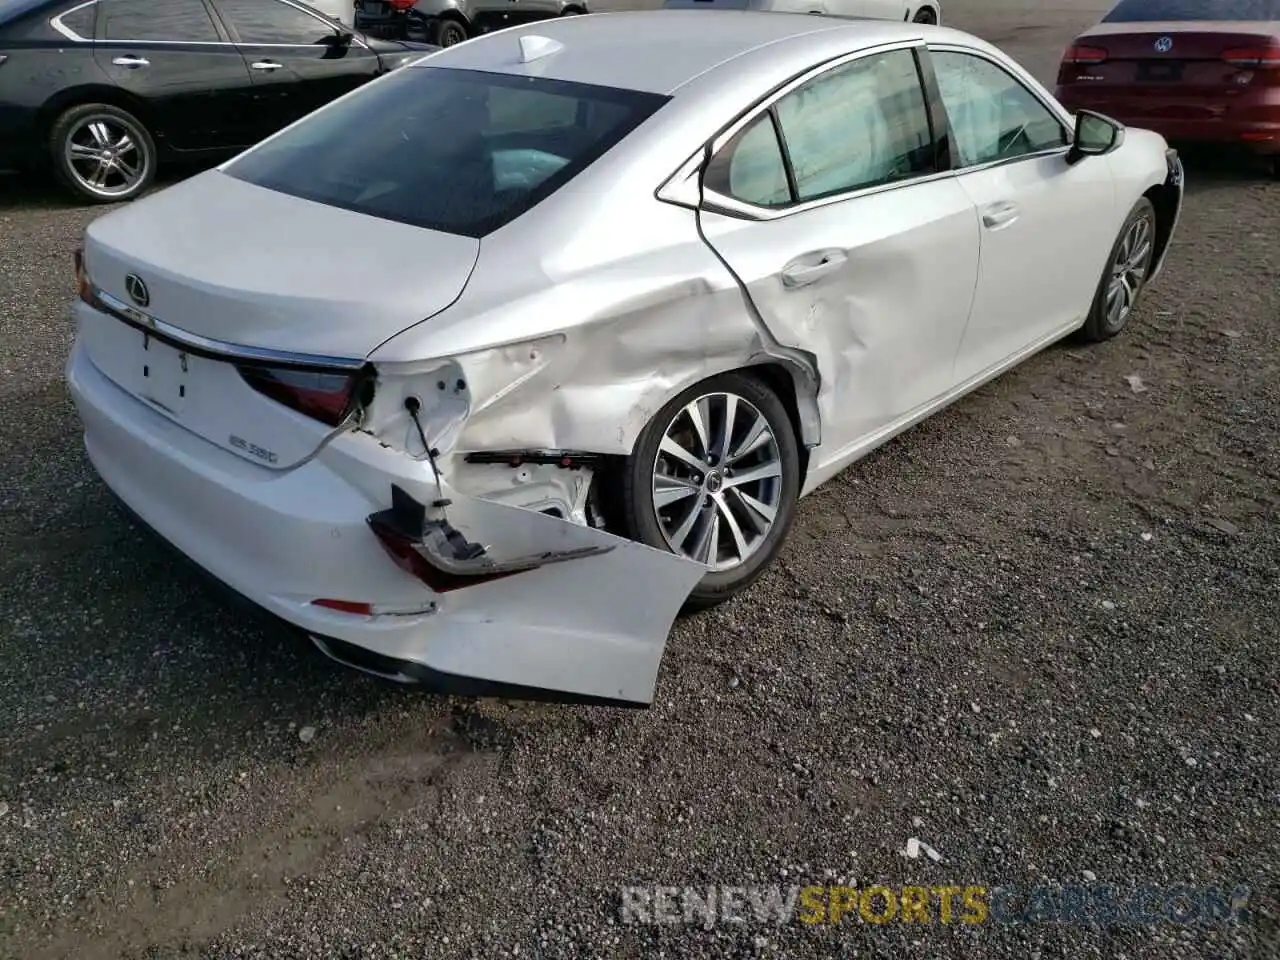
[1056,0,1280,177]
[0,0,435,202]
[354,0,586,48]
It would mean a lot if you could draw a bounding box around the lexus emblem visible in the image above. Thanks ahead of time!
[1154,36,1173,53]
[124,273,150,308]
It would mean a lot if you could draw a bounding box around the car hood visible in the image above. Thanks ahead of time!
[81,168,479,360]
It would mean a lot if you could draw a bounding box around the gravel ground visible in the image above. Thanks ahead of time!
[1,2,1277,958]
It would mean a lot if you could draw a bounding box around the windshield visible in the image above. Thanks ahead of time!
[224,66,669,239]
[1102,0,1280,21]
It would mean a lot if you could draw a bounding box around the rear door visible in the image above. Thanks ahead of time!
[210,0,382,138]
[94,0,258,152]
[695,45,981,460]
[928,46,1120,381]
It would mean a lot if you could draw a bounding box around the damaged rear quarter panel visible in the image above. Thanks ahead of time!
[367,197,817,460]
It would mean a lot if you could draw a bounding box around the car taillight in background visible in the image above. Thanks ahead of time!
[1062,44,1109,65]
[237,365,364,426]
[1222,44,1280,69]
[387,0,416,9]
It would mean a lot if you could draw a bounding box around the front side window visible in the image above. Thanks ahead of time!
[931,51,1068,168]
[101,0,220,42]
[224,67,669,237]
[215,0,336,43]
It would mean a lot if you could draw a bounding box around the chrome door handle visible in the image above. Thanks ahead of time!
[781,249,848,288]
[251,60,284,71]
[981,201,1020,229]
[112,56,150,67]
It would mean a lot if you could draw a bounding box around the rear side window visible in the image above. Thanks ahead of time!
[56,1,95,37]
[225,67,669,238]
[102,0,221,42]
[1103,0,1280,21]
[704,48,936,209]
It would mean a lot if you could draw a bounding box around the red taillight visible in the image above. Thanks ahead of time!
[237,365,361,427]
[312,599,373,615]
[387,0,416,9]
[1062,44,1109,65]
[1222,45,1280,68]
[368,522,519,594]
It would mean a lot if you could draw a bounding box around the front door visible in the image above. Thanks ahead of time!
[696,46,981,463]
[93,0,258,152]
[929,47,1122,381]
[210,0,382,139]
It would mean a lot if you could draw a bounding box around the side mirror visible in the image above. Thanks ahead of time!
[1066,109,1124,165]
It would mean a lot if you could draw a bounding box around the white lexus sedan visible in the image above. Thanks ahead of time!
[67,10,1184,707]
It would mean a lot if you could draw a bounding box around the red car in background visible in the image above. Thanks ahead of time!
[1055,0,1280,177]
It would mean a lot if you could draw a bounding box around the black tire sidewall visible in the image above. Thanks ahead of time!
[913,7,937,23]
[1083,196,1156,341]
[50,103,156,204]
[432,18,467,45]
[622,371,802,608]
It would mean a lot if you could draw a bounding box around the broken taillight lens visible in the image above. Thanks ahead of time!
[368,520,520,594]
[237,365,362,427]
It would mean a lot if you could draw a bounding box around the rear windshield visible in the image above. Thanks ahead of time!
[224,66,669,239]
[1103,0,1280,21]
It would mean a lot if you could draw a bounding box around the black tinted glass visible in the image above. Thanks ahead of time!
[1103,0,1280,21]
[102,0,221,41]
[225,67,669,238]
[216,0,337,43]
[59,2,95,36]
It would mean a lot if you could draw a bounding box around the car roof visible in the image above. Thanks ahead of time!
[411,10,945,95]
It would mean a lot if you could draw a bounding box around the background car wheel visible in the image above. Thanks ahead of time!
[1080,196,1157,342]
[561,5,586,13]
[428,17,467,45]
[912,6,938,24]
[49,103,156,204]
[620,371,802,611]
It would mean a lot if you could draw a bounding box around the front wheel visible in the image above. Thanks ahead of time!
[1080,196,1157,342]
[427,16,468,45]
[619,372,801,611]
[49,102,156,204]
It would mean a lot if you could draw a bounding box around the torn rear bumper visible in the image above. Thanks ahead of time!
[68,339,704,706]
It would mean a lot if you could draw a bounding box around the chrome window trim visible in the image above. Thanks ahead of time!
[84,0,370,50]
[92,286,367,371]
[691,40,943,222]
[49,0,98,42]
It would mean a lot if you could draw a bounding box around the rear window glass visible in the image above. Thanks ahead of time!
[1103,0,1280,21]
[224,66,669,239]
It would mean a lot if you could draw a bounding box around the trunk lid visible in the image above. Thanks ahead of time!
[1064,22,1280,94]
[78,169,480,470]
[83,168,480,359]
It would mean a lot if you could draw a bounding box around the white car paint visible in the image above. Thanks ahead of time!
[66,11,1181,706]
[660,0,940,26]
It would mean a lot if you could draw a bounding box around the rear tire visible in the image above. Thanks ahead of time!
[49,102,156,204]
[619,372,802,612]
[428,16,467,45]
[1080,196,1157,342]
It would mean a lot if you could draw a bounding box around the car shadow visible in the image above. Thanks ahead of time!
[0,166,199,212]
[1172,143,1276,195]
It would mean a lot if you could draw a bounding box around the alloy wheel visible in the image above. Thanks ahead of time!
[651,392,784,572]
[63,114,150,200]
[1105,212,1155,331]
